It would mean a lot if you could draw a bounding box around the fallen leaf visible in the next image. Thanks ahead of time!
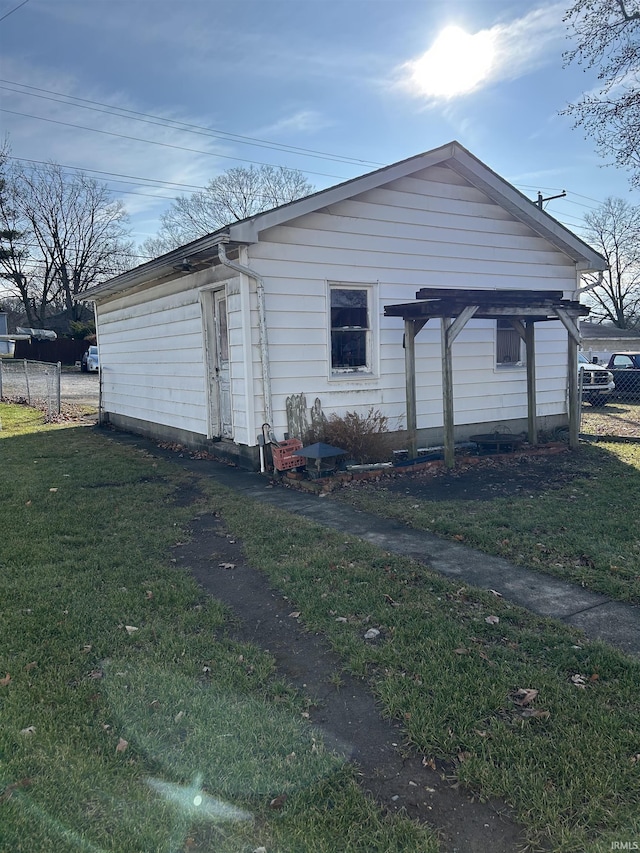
[288,611,301,619]
[485,615,500,625]
[453,534,464,541]
[589,673,600,682]
[124,625,139,635]
[145,590,154,600]
[20,726,36,736]
[116,737,128,753]
[520,708,550,720]
[174,711,184,723]
[571,674,587,688]
[512,688,539,707]
[457,751,472,763]
[422,756,436,770]
[269,793,287,810]
[364,628,381,640]
[25,662,37,671]
[25,500,31,507]
[478,651,495,666]
[0,673,11,687]
[454,648,469,655]
[219,562,236,570]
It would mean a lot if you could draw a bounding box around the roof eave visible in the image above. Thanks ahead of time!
[79,231,233,303]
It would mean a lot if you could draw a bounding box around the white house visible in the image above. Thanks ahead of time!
[579,321,640,365]
[82,141,607,468]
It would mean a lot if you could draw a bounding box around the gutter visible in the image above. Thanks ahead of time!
[216,243,273,428]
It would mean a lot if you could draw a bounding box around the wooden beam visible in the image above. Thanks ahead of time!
[386,303,588,319]
[404,319,418,459]
[525,321,537,446]
[441,317,455,468]
[402,319,428,458]
[438,308,478,469]
[508,319,526,342]
[448,305,479,344]
[567,332,580,450]
[553,308,582,344]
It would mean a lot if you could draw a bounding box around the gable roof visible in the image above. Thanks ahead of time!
[83,140,608,302]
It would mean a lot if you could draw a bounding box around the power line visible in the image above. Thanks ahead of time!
[0,78,383,169]
[0,0,29,24]
[0,107,353,181]
[9,156,209,191]
[6,156,322,206]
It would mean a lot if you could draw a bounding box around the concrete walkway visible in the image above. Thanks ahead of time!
[116,433,640,658]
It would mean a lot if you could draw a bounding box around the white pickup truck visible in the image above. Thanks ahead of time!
[579,352,615,406]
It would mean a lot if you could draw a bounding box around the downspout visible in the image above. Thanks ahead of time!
[574,270,603,299]
[92,300,103,426]
[216,243,273,428]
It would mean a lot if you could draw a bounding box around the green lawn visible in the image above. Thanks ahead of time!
[332,442,640,604]
[2,403,639,853]
[0,404,436,853]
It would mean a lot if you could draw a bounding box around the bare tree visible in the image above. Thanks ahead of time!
[563,0,640,187]
[580,196,640,328]
[0,157,134,326]
[142,164,313,257]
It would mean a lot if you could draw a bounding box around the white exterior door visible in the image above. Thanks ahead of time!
[203,289,232,439]
[213,291,232,438]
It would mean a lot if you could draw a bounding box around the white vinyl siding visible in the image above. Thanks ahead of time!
[94,159,580,451]
[246,162,575,439]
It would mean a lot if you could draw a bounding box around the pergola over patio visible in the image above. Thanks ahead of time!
[384,287,589,467]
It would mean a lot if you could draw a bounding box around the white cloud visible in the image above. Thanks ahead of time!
[0,59,239,238]
[396,2,566,103]
[257,110,333,137]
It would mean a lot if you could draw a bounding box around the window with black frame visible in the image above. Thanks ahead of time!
[330,287,369,371]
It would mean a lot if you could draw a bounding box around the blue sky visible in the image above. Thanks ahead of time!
[1,0,637,249]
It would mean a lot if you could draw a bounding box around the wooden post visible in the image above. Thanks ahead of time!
[567,334,579,449]
[525,321,537,446]
[554,308,582,451]
[441,317,455,468]
[404,319,417,459]
[440,307,477,469]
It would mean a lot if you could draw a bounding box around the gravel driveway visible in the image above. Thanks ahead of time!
[61,370,99,410]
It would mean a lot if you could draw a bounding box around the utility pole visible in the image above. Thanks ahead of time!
[536,190,566,210]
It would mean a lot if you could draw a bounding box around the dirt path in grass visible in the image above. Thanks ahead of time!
[171,489,529,853]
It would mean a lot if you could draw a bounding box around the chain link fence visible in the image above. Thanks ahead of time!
[580,395,640,441]
[0,359,61,418]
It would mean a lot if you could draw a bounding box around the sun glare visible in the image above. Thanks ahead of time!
[406,25,495,99]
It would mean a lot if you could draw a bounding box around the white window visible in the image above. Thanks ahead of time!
[330,285,372,374]
[496,319,524,367]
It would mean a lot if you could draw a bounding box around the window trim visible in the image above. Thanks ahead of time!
[327,281,378,380]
